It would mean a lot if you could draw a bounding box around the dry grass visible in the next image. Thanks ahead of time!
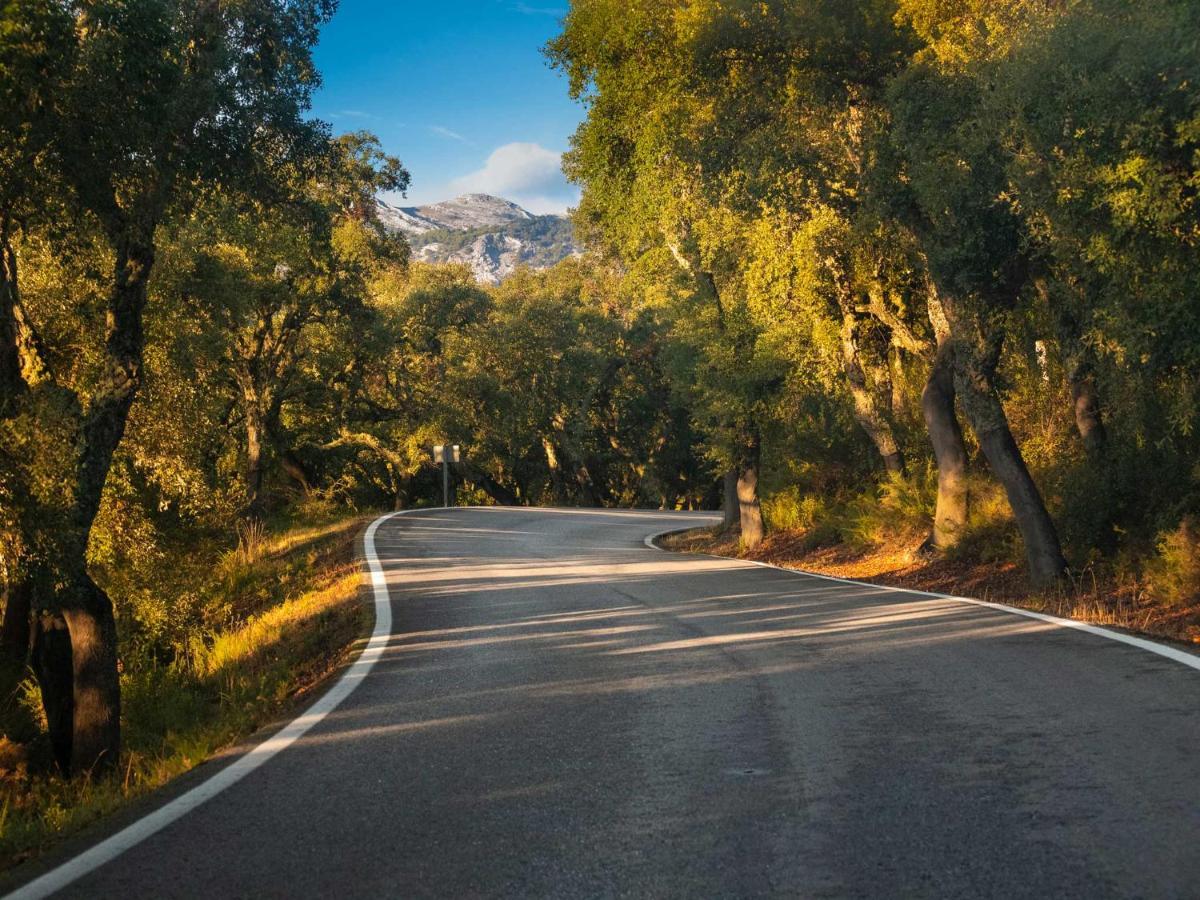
[0,514,373,872]
[663,525,1200,646]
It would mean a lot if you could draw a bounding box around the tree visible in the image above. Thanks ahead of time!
[0,0,336,774]
[549,2,780,543]
[886,1,1071,583]
[159,133,409,511]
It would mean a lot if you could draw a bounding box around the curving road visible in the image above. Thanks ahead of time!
[7,507,1200,898]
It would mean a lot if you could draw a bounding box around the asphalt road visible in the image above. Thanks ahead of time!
[9,507,1200,898]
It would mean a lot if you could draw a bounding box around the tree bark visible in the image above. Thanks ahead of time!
[0,572,33,702]
[542,438,568,505]
[953,335,1068,586]
[737,438,765,548]
[30,611,73,772]
[0,230,22,412]
[244,398,266,507]
[45,235,155,774]
[921,293,969,551]
[61,572,121,775]
[722,469,738,532]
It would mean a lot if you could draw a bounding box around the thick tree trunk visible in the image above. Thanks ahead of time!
[44,235,154,774]
[841,309,905,475]
[0,572,32,700]
[737,439,765,548]
[921,295,969,551]
[953,339,1068,586]
[31,611,73,772]
[722,469,738,531]
[61,572,121,775]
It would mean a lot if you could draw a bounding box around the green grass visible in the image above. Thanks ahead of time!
[0,513,374,871]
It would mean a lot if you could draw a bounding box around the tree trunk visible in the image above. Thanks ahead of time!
[542,438,568,505]
[47,234,154,774]
[572,461,602,507]
[244,399,266,508]
[280,451,312,494]
[1040,280,1107,456]
[953,338,1068,586]
[460,461,520,506]
[722,469,738,532]
[0,571,32,701]
[30,611,73,772]
[921,295,969,551]
[737,439,765,548]
[840,309,905,475]
[61,572,121,775]
[0,230,21,411]
[1069,366,1106,456]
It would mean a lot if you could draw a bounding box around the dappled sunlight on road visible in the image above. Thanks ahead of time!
[361,509,1057,670]
[105,507,1198,900]
[293,714,496,748]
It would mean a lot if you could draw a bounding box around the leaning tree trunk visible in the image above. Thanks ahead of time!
[921,293,969,551]
[722,469,738,532]
[460,461,520,506]
[737,438,765,549]
[952,333,1068,586]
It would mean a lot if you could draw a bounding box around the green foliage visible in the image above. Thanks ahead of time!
[0,514,367,868]
[1145,517,1200,607]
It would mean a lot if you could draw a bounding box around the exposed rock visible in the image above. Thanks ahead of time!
[377,193,580,284]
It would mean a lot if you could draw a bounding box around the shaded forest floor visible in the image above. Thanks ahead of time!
[0,513,375,873]
[663,526,1200,647]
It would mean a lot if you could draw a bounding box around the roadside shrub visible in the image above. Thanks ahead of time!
[841,467,937,550]
[762,487,827,532]
[945,480,1023,566]
[1144,516,1200,607]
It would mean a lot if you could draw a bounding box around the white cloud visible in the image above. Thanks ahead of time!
[512,2,567,15]
[450,142,578,214]
[429,125,472,145]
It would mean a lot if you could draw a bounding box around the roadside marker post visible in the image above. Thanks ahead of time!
[433,444,461,508]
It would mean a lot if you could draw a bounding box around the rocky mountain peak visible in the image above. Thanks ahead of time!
[376,194,580,285]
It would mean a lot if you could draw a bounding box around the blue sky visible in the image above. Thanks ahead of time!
[311,1,583,214]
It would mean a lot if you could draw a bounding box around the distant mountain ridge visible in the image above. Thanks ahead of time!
[376,193,580,284]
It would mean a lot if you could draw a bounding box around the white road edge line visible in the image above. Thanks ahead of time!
[6,509,410,900]
[643,525,1200,674]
